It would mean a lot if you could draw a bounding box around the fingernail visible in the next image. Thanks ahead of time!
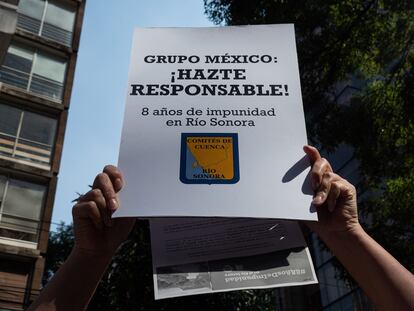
[109,198,118,211]
[312,194,324,204]
[114,178,123,191]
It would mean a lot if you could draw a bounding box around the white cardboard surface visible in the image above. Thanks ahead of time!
[115,25,316,221]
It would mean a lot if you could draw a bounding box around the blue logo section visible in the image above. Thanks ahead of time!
[180,133,240,184]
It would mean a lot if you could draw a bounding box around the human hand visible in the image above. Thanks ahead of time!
[303,145,360,239]
[72,165,135,258]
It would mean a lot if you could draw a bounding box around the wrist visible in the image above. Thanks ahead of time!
[320,223,365,245]
[71,246,115,264]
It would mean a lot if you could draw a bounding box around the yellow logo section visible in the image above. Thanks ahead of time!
[186,137,234,180]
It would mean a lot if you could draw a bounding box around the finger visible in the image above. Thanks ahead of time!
[72,201,103,229]
[303,145,321,164]
[312,172,335,205]
[78,188,113,227]
[93,172,118,212]
[311,158,333,190]
[303,146,334,190]
[339,179,357,202]
[77,188,106,208]
[326,181,341,212]
[103,165,124,192]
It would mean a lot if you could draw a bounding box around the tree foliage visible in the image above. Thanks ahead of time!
[204,0,414,271]
[43,1,414,308]
[43,222,74,286]
[44,221,277,310]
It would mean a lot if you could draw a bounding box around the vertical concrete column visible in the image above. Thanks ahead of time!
[0,0,19,64]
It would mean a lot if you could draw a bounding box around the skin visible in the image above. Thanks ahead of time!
[28,147,414,310]
[71,166,135,257]
[302,145,359,237]
[303,145,414,311]
[28,166,135,311]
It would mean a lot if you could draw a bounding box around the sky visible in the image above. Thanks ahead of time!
[52,1,214,227]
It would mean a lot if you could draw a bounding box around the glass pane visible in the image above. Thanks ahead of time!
[44,1,75,32]
[17,0,45,20]
[20,111,57,146]
[3,44,34,73]
[318,263,338,305]
[1,214,38,235]
[318,267,329,306]
[0,104,21,136]
[32,52,66,83]
[341,295,355,311]
[2,178,46,221]
[29,74,64,99]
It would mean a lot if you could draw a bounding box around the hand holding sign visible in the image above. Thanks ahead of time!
[303,145,359,238]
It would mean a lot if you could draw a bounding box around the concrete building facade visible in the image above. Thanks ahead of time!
[0,0,85,309]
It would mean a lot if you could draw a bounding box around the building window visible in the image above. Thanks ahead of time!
[16,0,76,47]
[0,103,57,169]
[0,175,46,243]
[0,260,31,309]
[317,261,352,307]
[0,42,67,100]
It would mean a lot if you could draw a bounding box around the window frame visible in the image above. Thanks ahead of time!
[0,41,68,101]
[0,173,48,246]
[16,0,77,47]
[0,101,58,170]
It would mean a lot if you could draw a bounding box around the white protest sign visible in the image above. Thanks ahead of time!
[115,24,316,220]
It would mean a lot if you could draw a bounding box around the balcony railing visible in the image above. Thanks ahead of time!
[16,13,41,34]
[0,65,63,100]
[31,73,64,99]
[0,212,40,243]
[0,132,52,169]
[17,13,73,47]
[42,22,73,47]
[0,66,29,90]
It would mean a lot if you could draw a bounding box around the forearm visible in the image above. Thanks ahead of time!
[320,225,414,310]
[28,249,113,311]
